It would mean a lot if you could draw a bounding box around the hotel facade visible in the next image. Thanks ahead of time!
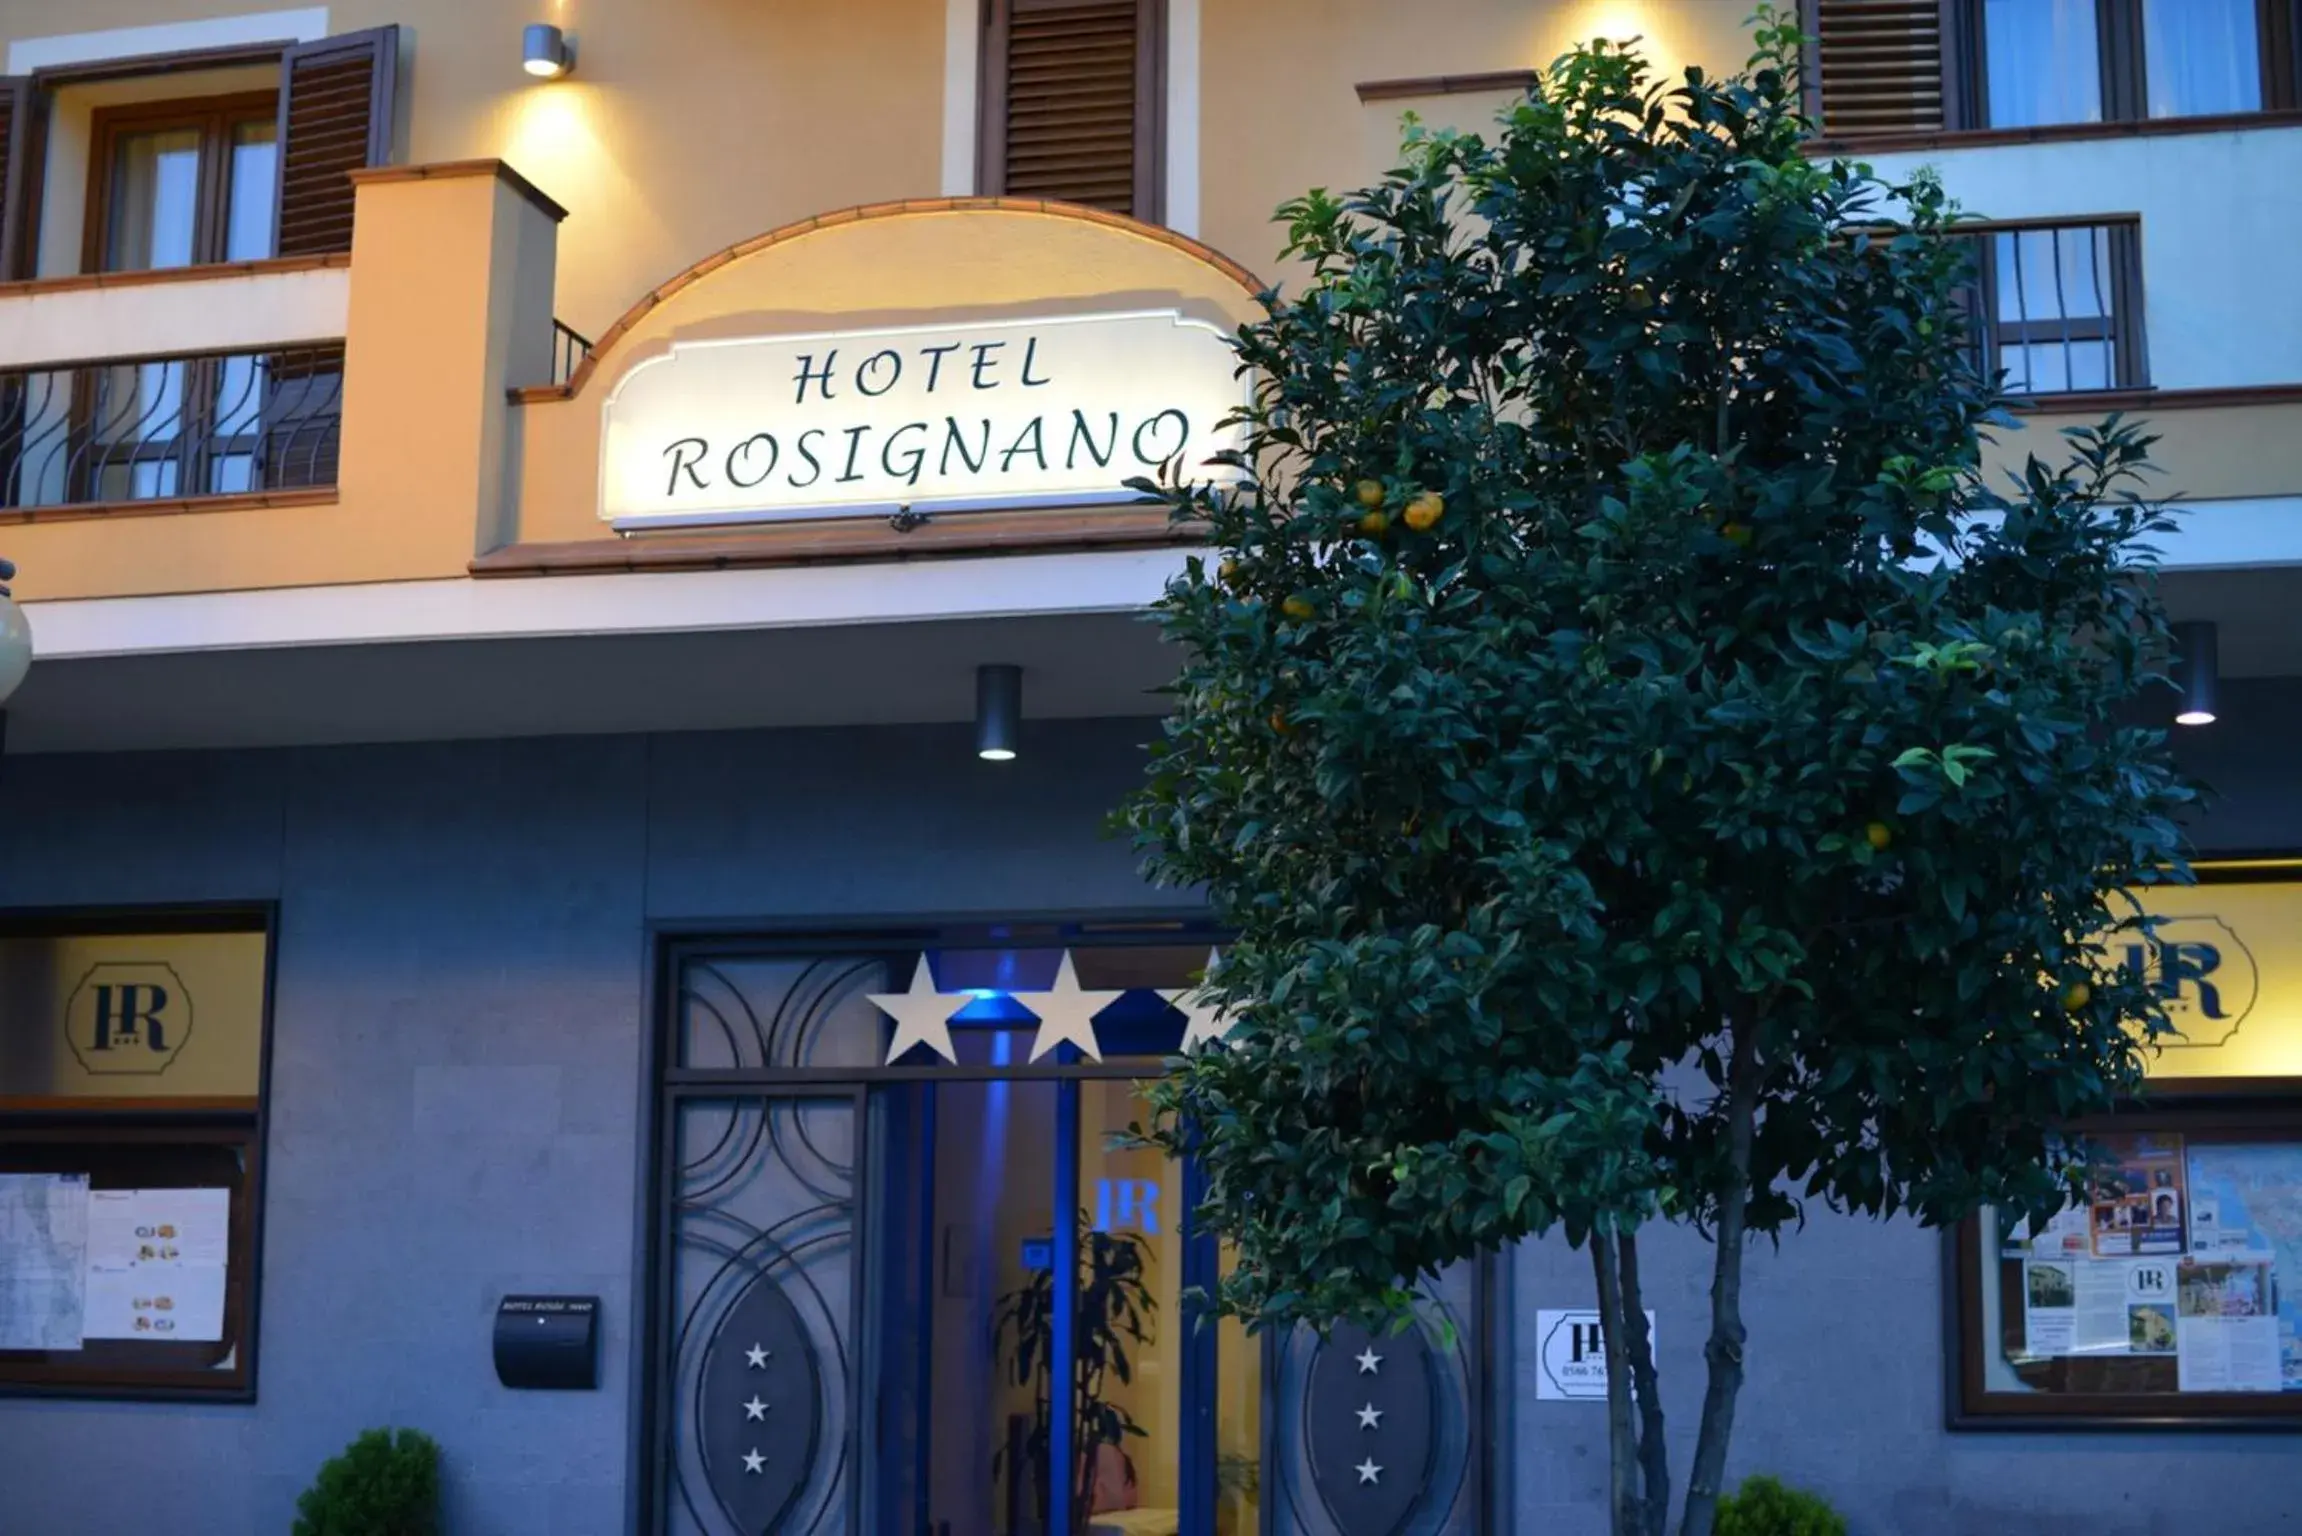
[0,2,2299,1532]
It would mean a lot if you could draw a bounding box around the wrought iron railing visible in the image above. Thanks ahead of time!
[0,343,345,510]
[1955,220,2147,396]
[553,320,593,386]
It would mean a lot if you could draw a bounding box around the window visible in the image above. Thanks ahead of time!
[0,908,275,1401]
[0,25,397,281]
[1808,0,2302,137]
[1981,0,2104,127]
[978,0,1166,221]
[1950,865,2302,1427]
[1961,220,2147,394]
[84,93,278,272]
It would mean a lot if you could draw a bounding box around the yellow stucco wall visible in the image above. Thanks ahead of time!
[1198,0,1762,279]
[2,0,946,337]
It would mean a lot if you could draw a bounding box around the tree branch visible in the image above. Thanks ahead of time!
[1593,1236,1640,1536]
[1618,1230,1671,1536]
[1679,1005,1766,1536]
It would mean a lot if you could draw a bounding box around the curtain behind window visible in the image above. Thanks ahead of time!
[1985,0,2104,126]
[2143,0,2261,117]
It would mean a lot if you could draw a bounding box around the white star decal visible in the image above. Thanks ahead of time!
[868,956,958,1064]
[744,1344,769,1369]
[741,1448,765,1475]
[1355,1346,1383,1375]
[1355,1401,1383,1430]
[1010,950,1125,1063]
[1355,1456,1382,1485]
[743,1397,767,1421]
[1162,948,1233,1051]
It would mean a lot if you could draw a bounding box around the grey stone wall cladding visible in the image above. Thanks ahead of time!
[0,705,2287,1535]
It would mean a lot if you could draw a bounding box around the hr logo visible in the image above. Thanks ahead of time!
[1536,1308,1658,1401]
[65,963,195,1075]
[2120,916,2257,1049]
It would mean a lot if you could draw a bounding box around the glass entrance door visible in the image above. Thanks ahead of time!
[651,933,1484,1536]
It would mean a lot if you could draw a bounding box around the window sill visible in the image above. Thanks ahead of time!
[0,254,348,301]
[0,487,338,527]
[1806,107,2302,157]
[2009,384,2302,413]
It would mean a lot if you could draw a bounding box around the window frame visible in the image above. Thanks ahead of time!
[976,0,1168,224]
[1959,0,2302,129]
[1946,1089,2302,1430]
[80,88,279,275]
[1960,215,2149,397]
[0,902,278,1404]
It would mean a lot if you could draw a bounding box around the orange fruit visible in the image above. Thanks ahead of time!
[1359,509,1390,536]
[1721,522,1753,547]
[2061,981,2092,1010]
[1404,492,1445,531]
[1281,594,1315,620]
[1355,479,1386,508]
[1865,822,1893,851]
[1270,709,1293,735]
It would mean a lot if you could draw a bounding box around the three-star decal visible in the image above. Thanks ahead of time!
[869,949,1229,1064]
[1010,951,1127,1062]
[1162,947,1234,1051]
[867,957,960,1064]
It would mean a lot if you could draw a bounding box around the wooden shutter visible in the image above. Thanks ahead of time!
[980,0,1164,220]
[1809,0,1952,138]
[273,26,399,258]
[0,76,43,280]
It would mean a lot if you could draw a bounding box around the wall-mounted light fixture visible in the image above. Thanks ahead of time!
[0,558,33,759]
[976,665,1021,761]
[2174,620,2218,727]
[522,23,574,79]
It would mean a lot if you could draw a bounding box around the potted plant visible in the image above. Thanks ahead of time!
[292,1427,441,1536]
[994,1215,1157,1533]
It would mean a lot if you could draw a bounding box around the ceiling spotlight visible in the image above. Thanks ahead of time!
[976,664,1021,761]
[2174,620,2217,727]
[522,23,574,79]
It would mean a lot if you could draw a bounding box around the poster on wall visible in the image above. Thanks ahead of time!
[0,1173,90,1350]
[2182,1142,2302,1392]
[80,1188,230,1343]
[2088,1134,2188,1258]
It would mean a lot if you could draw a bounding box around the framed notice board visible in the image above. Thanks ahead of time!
[0,905,275,1400]
[1948,862,2302,1430]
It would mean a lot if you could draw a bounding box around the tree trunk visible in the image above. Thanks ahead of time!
[1592,1236,1640,1536]
[1678,1016,1766,1536]
[1617,1230,1670,1536]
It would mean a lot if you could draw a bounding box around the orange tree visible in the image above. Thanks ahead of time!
[1119,14,2196,1536]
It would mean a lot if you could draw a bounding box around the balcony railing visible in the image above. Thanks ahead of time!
[0,343,345,511]
[1956,219,2147,396]
[552,320,592,387]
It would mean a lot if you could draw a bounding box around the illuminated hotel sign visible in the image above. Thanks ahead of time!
[2128,872,2302,1079]
[598,309,1249,529]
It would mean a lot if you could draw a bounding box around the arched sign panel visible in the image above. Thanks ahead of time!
[599,309,1249,530]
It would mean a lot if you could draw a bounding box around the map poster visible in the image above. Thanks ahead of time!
[2183,1142,2302,1391]
[2090,1133,2189,1258]
[0,1173,90,1350]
